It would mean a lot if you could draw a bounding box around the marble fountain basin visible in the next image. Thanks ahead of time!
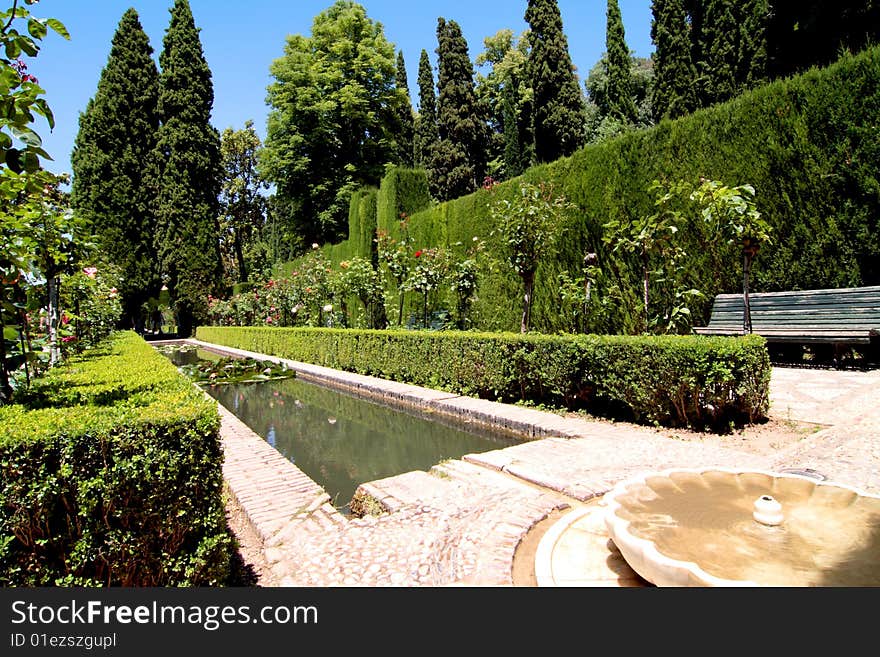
[602,467,880,587]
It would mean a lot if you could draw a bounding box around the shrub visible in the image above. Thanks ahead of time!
[0,332,231,586]
[196,326,770,429]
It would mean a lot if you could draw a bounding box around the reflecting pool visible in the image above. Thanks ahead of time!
[162,345,521,514]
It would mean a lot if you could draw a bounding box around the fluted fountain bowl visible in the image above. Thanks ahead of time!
[602,468,880,587]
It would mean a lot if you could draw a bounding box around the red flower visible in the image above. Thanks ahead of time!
[414,250,423,258]
[61,336,77,343]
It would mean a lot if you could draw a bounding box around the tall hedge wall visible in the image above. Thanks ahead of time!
[296,48,880,335]
[0,332,231,586]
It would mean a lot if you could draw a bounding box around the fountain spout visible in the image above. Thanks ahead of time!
[753,495,784,526]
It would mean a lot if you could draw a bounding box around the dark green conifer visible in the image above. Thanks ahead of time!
[524,0,586,162]
[395,51,415,167]
[736,0,768,90]
[697,0,738,105]
[413,49,439,168]
[153,0,223,338]
[70,8,159,330]
[650,0,696,121]
[430,18,487,201]
[605,0,639,123]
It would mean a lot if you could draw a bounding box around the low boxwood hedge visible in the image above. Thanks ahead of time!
[196,326,771,429]
[0,332,231,587]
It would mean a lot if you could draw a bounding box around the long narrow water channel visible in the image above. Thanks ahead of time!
[163,345,522,514]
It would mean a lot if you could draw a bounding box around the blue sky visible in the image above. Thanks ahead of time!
[31,1,654,177]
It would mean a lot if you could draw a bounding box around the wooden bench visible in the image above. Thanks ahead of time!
[694,286,880,363]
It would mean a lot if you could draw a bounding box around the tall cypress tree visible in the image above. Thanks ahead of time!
[605,0,639,124]
[153,0,222,338]
[395,50,415,167]
[736,0,768,90]
[413,49,439,168]
[70,9,159,330]
[697,0,768,107]
[696,0,738,106]
[430,17,487,201]
[525,0,586,163]
[650,0,696,121]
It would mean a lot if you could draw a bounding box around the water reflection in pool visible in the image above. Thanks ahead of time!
[167,347,522,514]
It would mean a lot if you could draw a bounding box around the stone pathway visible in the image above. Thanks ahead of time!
[186,340,880,587]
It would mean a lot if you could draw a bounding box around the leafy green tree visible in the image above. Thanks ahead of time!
[490,181,572,333]
[651,0,697,121]
[525,0,586,162]
[262,1,401,245]
[605,0,639,124]
[584,55,654,143]
[0,0,69,400]
[71,8,159,331]
[604,180,704,334]
[395,51,415,167]
[413,49,439,168]
[475,29,533,180]
[334,256,383,328]
[430,18,487,201]
[153,0,223,338]
[691,179,772,333]
[218,120,268,285]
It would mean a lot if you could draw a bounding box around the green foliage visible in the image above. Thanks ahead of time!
[696,0,768,107]
[525,0,587,162]
[153,0,223,338]
[261,0,402,245]
[394,51,415,167]
[218,120,268,286]
[651,0,697,121]
[334,256,384,328]
[413,49,438,168]
[70,8,159,329]
[0,0,69,175]
[584,54,654,144]
[366,47,880,335]
[430,18,487,202]
[0,332,231,586]
[197,326,771,429]
[177,355,296,386]
[603,179,706,334]
[605,0,639,124]
[475,29,534,180]
[489,181,573,332]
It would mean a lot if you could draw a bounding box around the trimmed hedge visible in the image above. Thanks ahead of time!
[295,47,880,335]
[0,332,231,586]
[196,326,771,429]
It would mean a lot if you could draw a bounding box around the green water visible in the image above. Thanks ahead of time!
[164,346,521,514]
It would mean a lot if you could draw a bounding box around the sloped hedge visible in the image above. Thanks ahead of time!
[196,326,771,429]
[0,332,231,586]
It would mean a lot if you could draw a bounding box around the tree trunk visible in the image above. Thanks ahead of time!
[0,301,11,403]
[642,251,650,333]
[48,275,61,367]
[742,251,753,334]
[521,271,535,333]
[234,233,248,283]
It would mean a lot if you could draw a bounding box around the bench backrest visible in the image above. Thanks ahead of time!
[707,286,880,330]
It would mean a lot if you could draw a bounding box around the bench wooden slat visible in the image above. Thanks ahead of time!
[693,286,880,345]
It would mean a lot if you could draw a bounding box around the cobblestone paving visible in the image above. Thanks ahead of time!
[192,340,880,586]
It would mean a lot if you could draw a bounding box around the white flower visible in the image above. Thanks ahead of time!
[312,243,320,250]
[323,304,333,313]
